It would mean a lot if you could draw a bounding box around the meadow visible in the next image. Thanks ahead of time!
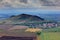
[40,32,60,40]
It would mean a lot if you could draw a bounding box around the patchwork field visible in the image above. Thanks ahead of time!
[0,28,60,40]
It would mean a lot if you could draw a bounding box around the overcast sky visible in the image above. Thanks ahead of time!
[0,0,60,14]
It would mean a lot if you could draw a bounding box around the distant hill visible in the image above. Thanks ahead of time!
[10,14,44,21]
[0,14,60,30]
[3,14,44,24]
[0,14,60,21]
[0,14,44,30]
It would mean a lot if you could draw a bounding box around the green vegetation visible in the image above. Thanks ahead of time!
[40,28,60,40]
[40,32,60,40]
[43,27,60,32]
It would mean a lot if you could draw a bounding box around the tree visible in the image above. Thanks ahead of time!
[36,32,41,40]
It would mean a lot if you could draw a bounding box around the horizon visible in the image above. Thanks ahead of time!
[0,9,60,15]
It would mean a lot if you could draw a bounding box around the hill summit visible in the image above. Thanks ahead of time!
[10,14,44,21]
[1,14,44,24]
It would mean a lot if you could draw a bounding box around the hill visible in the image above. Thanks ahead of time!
[0,14,44,30]
[3,14,44,24]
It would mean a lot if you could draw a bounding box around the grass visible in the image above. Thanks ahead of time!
[40,32,60,40]
[39,27,60,40]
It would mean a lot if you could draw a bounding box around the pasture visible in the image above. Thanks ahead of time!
[40,32,60,40]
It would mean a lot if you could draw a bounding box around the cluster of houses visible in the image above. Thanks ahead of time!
[27,22,59,28]
[39,23,58,28]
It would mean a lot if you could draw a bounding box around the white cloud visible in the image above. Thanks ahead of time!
[0,0,60,9]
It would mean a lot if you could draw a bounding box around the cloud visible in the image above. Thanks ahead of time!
[0,0,60,9]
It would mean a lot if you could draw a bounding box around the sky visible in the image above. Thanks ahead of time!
[0,0,60,14]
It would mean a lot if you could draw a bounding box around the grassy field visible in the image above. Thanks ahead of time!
[40,32,60,40]
[0,28,60,40]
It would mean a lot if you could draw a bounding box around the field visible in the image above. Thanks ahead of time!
[0,28,60,40]
[40,32,60,40]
